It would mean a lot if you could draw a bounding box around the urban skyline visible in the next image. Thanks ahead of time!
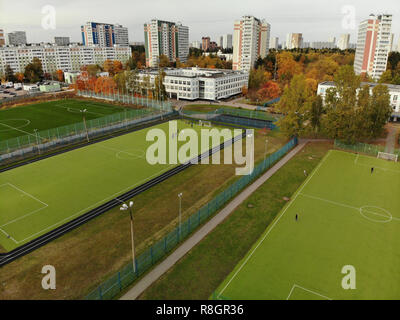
[0,0,399,45]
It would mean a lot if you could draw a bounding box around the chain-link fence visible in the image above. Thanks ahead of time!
[77,90,174,112]
[334,140,400,157]
[213,108,278,122]
[0,93,176,164]
[85,137,298,300]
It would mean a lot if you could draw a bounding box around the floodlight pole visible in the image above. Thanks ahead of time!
[80,109,89,142]
[34,129,40,154]
[120,202,136,273]
[178,193,183,237]
[128,206,136,273]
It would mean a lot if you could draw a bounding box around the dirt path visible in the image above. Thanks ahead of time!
[385,124,398,153]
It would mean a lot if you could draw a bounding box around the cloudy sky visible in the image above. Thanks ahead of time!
[0,0,399,45]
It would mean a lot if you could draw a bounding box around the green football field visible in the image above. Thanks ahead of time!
[216,150,400,300]
[0,120,240,251]
[0,99,135,140]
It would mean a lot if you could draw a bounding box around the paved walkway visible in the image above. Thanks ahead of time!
[120,139,309,300]
[172,97,259,111]
[385,124,399,153]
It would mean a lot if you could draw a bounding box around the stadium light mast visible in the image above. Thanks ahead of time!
[178,193,183,237]
[34,129,40,154]
[80,109,89,142]
[120,201,136,273]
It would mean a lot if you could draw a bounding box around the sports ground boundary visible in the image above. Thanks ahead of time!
[0,129,246,267]
[119,139,307,300]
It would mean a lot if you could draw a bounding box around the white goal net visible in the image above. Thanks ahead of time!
[377,152,398,162]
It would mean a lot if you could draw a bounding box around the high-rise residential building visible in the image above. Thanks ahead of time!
[7,31,27,45]
[0,44,131,75]
[354,14,392,80]
[114,24,129,46]
[218,36,223,48]
[232,15,270,71]
[337,34,350,50]
[202,37,211,51]
[81,22,117,47]
[397,37,400,52]
[328,37,336,44]
[389,33,395,52]
[222,34,233,49]
[285,33,303,49]
[144,19,189,67]
[0,29,5,46]
[190,41,201,49]
[310,41,336,49]
[54,37,70,46]
[269,37,279,50]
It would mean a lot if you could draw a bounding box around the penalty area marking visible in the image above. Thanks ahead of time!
[287,284,332,300]
[217,150,334,298]
[0,119,31,133]
[0,183,48,229]
[354,153,400,174]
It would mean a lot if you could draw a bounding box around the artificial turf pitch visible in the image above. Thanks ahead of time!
[0,120,238,251]
[216,150,400,300]
[0,99,132,140]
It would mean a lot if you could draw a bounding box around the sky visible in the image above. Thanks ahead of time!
[0,0,399,46]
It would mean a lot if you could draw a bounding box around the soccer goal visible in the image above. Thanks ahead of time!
[377,152,398,162]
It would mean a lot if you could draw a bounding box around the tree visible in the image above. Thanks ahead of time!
[365,84,392,138]
[4,65,16,82]
[153,69,168,101]
[309,95,324,134]
[24,58,44,83]
[248,67,271,90]
[158,55,170,68]
[15,72,24,83]
[379,70,393,84]
[276,74,314,137]
[114,71,128,94]
[56,70,64,82]
[94,76,117,94]
[256,81,281,102]
[276,52,303,85]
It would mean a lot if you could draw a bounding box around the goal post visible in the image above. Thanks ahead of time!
[377,152,398,162]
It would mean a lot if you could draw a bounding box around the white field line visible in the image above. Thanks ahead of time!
[54,104,107,117]
[0,120,41,138]
[95,144,146,159]
[353,152,400,174]
[218,150,333,297]
[0,227,18,244]
[298,193,399,222]
[14,163,176,244]
[286,284,332,300]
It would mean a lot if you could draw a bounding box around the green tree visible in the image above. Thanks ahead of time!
[276,74,314,137]
[24,58,44,83]
[153,69,168,101]
[4,65,16,82]
[322,66,360,143]
[309,95,324,134]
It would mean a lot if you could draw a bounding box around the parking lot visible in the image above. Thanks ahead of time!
[0,86,30,100]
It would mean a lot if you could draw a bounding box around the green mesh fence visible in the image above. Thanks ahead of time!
[334,140,400,157]
[85,137,298,300]
[0,93,175,163]
[213,108,278,122]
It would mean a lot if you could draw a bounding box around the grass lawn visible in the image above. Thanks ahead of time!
[138,142,333,300]
[0,124,286,299]
[0,120,238,251]
[216,150,400,300]
[0,98,138,141]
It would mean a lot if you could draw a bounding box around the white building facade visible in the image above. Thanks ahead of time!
[233,16,270,71]
[0,45,131,75]
[114,24,129,46]
[354,14,392,80]
[137,67,248,101]
[337,34,350,50]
